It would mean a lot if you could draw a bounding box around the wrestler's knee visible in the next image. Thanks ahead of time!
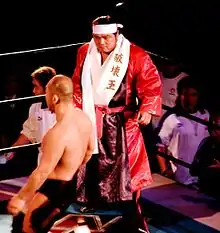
[31,200,61,232]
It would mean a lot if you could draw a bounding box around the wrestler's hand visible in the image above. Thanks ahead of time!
[7,196,25,216]
[137,111,152,125]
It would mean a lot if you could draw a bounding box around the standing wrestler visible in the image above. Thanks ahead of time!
[7,75,94,233]
[72,15,162,232]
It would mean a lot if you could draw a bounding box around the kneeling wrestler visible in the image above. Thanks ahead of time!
[7,75,94,233]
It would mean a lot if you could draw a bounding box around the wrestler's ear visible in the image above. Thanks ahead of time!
[52,94,59,105]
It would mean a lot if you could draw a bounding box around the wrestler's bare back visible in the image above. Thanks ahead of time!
[43,106,93,181]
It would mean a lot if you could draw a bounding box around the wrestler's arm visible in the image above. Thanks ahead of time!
[16,128,64,202]
[136,51,162,117]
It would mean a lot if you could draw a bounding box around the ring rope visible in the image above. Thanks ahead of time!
[0,42,85,57]
[0,94,45,104]
[0,41,169,61]
[0,143,40,154]
[163,105,210,127]
[0,142,191,169]
[0,39,206,169]
[1,94,215,129]
[156,150,191,168]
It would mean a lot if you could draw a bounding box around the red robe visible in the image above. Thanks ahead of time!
[72,42,162,197]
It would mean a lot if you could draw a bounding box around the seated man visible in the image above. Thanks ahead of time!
[7,75,94,233]
[1,66,56,181]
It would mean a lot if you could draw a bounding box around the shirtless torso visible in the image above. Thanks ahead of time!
[13,106,94,233]
[47,107,93,181]
[8,75,94,233]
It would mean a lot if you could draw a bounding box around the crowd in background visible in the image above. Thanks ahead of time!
[0,47,219,200]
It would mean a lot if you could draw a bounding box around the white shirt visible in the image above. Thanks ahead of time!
[21,102,56,163]
[161,72,188,108]
[152,72,189,128]
[159,110,210,185]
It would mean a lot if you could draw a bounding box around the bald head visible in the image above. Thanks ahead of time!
[47,75,73,101]
[46,75,73,112]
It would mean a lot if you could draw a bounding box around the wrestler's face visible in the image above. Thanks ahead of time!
[93,32,118,54]
[32,78,44,96]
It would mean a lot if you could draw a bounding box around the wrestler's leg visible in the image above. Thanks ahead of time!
[11,194,45,233]
[29,192,65,233]
[118,191,150,233]
[23,193,50,233]
[111,198,142,233]
[135,190,149,233]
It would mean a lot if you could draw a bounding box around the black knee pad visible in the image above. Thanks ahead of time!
[31,201,61,233]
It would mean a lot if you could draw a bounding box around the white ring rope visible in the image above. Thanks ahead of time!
[0,141,191,168]
[0,35,199,169]
[0,40,169,60]
[0,42,85,57]
[0,94,214,129]
[0,143,40,154]
[0,94,45,104]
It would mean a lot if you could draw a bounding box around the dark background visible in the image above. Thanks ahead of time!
[0,1,219,107]
[0,1,219,183]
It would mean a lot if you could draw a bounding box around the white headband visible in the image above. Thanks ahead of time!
[92,23,123,34]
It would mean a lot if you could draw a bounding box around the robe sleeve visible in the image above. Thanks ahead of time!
[136,52,162,116]
[72,46,85,108]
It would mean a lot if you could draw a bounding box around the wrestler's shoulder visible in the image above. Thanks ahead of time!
[130,43,150,58]
[73,108,92,132]
[75,107,92,123]
[41,125,57,143]
[42,122,63,143]
[77,43,89,54]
